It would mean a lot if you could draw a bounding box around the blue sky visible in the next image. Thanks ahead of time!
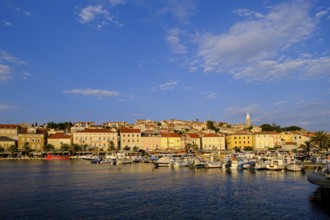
[0,0,329,132]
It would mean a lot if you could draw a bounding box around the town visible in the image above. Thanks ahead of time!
[0,113,329,158]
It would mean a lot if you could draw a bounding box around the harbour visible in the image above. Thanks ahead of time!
[0,160,329,220]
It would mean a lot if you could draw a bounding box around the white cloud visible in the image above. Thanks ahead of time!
[233,8,264,18]
[0,64,11,82]
[204,92,217,100]
[2,20,12,27]
[79,5,111,24]
[194,1,328,81]
[64,88,119,97]
[152,81,178,91]
[109,0,126,6]
[0,50,27,83]
[77,5,122,29]
[166,28,187,55]
[0,103,16,111]
[159,0,196,24]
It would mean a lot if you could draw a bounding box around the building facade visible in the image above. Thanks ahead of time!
[120,128,142,149]
[226,133,254,150]
[201,133,226,151]
[47,133,72,150]
[73,129,118,151]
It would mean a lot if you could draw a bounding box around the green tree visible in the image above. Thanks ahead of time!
[132,146,139,152]
[8,145,18,157]
[206,120,216,130]
[60,144,70,151]
[45,144,55,151]
[310,131,329,150]
[72,144,82,152]
[23,142,30,156]
[0,146,4,152]
[107,141,115,152]
[300,140,313,154]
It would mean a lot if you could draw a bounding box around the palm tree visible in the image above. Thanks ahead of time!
[310,131,329,150]
[8,145,18,157]
[299,140,313,154]
[23,142,30,156]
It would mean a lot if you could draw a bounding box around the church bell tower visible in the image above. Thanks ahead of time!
[246,112,251,127]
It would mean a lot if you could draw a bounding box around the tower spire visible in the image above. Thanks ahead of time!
[246,112,251,127]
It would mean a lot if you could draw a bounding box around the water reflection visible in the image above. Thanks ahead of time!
[310,187,330,214]
[0,161,329,219]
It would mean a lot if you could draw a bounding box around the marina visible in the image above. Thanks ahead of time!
[0,159,330,219]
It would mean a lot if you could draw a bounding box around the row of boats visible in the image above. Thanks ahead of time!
[152,154,305,171]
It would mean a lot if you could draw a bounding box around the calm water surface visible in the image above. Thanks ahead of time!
[0,160,329,220]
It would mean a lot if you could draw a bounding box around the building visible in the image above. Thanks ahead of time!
[18,129,47,151]
[120,128,142,150]
[47,133,72,150]
[140,133,161,151]
[160,132,182,150]
[201,133,226,151]
[253,132,275,150]
[0,136,16,149]
[226,133,254,150]
[181,133,201,149]
[72,128,118,151]
[0,124,20,140]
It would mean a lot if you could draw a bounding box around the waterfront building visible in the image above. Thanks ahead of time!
[47,133,72,150]
[181,133,201,149]
[140,132,161,151]
[0,136,16,149]
[253,132,275,150]
[160,132,182,150]
[120,128,142,150]
[226,133,254,150]
[0,124,20,140]
[201,133,226,151]
[18,129,47,151]
[72,128,118,151]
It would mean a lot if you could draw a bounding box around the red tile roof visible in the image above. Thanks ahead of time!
[160,132,181,138]
[0,124,19,129]
[78,128,115,133]
[120,128,141,133]
[48,133,72,139]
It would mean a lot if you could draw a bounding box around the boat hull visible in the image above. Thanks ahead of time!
[307,172,330,188]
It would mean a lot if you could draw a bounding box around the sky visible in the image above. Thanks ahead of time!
[0,0,330,132]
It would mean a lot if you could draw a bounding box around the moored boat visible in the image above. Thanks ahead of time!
[44,153,70,160]
[307,163,330,188]
[286,162,304,172]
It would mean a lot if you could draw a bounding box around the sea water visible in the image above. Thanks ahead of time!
[0,160,329,220]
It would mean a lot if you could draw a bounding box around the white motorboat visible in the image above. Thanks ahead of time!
[205,161,223,168]
[153,156,171,167]
[286,162,304,172]
[266,157,287,171]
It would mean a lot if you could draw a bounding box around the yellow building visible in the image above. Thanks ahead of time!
[18,130,46,151]
[140,133,161,151]
[160,133,182,150]
[120,128,141,149]
[226,133,254,150]
[201,133,226,151]
[0,124,20,140]
[0,136,16,149]
[73,128,118,151]
[47,133,72,150]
